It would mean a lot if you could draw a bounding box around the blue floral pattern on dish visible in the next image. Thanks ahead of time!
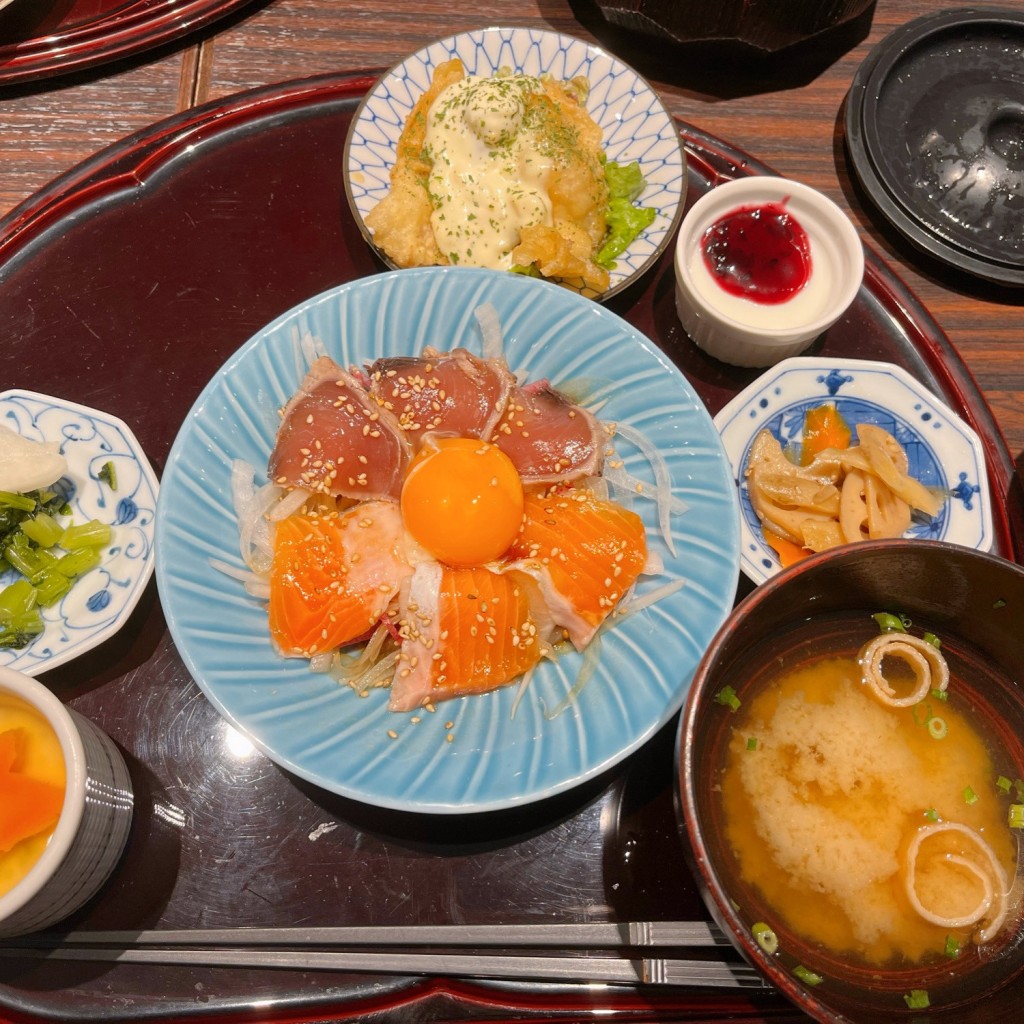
[0,390,159,676]
[713,357,993,585]
[343,27,686,301]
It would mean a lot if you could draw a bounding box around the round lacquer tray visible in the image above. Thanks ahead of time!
[0,70,1019,1024]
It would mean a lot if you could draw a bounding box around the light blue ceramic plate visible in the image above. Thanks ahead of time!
[714,356,994,586]
[156,267,740,814]
[0,391,159,677]
[343,26,686,301]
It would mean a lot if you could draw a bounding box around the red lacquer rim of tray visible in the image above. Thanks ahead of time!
[0,0,262,85]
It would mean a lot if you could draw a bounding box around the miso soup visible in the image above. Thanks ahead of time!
[717,619,1021,968]
[0,691,66,898]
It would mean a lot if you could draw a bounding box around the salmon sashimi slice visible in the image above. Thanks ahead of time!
[269,356,412,502]
[268,501,413,658]
[491,383,606,484]
[388,563,555,711]
[507,487,647,650]
[368,348,515,450]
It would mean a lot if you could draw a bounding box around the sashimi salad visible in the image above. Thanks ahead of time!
[222,316,682,715]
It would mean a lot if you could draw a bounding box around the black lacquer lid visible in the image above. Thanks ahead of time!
[845,7,1024,285]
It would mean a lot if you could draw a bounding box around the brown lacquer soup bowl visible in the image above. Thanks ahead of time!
[678,538,1024,1023]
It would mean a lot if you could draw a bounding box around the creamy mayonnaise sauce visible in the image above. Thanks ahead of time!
[424,74,554,268]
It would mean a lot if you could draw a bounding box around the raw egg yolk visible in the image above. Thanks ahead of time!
[400,437,524,568]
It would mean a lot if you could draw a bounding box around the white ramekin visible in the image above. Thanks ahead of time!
[0,665,133,938]
[674,176,865,368]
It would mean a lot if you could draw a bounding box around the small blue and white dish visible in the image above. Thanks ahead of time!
[713,357,994,585]
[343,26,686,301]
[0,390,159,676]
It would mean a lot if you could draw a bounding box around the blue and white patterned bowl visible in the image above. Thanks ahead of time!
[713,357,994,586]
[343,26,686,301]
[0,391,159,676]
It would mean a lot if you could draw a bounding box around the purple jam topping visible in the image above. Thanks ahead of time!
[701,199,812,304]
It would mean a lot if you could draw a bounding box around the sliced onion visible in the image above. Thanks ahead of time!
[474,301,504,362]
[606,421,685,557]
[266,486,311,521]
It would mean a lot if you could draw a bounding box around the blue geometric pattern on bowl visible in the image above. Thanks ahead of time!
[343,26,686,301]
[155,266,740,814]
[713,356,994,586]
[0,390,159,676]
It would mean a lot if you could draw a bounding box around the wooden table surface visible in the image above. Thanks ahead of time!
[2,0,1022,467]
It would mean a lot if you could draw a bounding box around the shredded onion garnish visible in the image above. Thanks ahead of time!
[904,821,1010,943]
[474,301,505,363]
[859,632,949,708]
[604,421,686,557]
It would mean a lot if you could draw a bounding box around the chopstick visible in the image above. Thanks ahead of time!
[0,946,768,989]
[31,919,730,949]
[0,921,769,989]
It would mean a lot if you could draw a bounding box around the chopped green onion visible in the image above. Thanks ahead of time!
[746,736,758,751]
[924,808,939,822]
[752,922,778,955]
[996,776,1012,796]
[944,935,961,959]
[1009,804,1024,830]
[904,989,930,1010]
[1015,779,1024,802]
[993,599,1006,609]
[963,785,979,806]
[872,612,907,633]
[98,461,118,489]
[927,716,947,740]
[714,685,741,712]
[930,687,948,702]
[793,965,823,986]
[923,631,941,649]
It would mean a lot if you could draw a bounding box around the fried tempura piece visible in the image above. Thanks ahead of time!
[512,222,609,294]
[364,61,612,292]
[364,58,464,268]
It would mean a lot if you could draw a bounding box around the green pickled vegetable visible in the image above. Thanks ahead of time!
[0,486,110,650]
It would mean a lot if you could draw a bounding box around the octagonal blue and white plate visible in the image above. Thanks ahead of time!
[0,391,159,677]
[343,26,686,301]
[155,267,740,814]
[714,356,994,586]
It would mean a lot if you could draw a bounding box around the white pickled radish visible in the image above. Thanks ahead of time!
[0,425,67,493]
